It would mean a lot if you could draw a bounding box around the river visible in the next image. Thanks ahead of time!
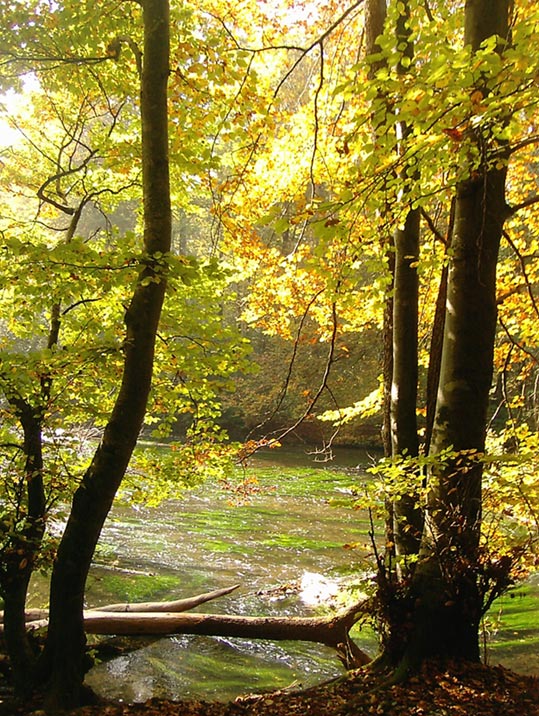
[63,446,537,703]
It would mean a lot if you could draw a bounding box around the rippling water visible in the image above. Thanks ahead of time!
[67,446,538,701]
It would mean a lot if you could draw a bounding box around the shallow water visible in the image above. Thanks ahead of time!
[76,447,538,702]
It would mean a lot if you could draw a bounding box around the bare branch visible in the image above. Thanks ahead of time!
[309,42,324,195]
[61,298,103,317]
[257,299,340,450]
[505,133,539,156]
[420,208,448,246]
[423,0,435,22]
[502,228,539,320]
[498,313,538,366]
[246,287,326,442]
[506,194,539,217]
[37,148,98,214]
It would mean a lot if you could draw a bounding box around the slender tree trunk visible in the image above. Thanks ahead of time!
[390,0,422,559]
[397,0,511,669]
[39,1,171,709]
[424,199,455,454]
[2,142,94,696]
[391,208,421,557]
[365,0,398,565]
[0,407,46,695]
[365,0,390,454]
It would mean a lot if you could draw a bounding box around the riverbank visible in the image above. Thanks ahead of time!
[3,661,539,716]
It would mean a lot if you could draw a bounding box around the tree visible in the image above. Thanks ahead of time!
[0,0,259,703]
[402,0,512,665]
[214,0,539,673]
[1,0,539,705]
[354,0,539,671]
[0,77,138,698]
[34,0,172,707]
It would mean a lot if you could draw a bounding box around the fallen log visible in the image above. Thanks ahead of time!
[10,584,371,668]
[92,583,241,613]
[0,584,240,625]
[24,600,371,668]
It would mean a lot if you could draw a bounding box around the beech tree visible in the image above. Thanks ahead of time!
[215,0,539,673]
[0,0,250,706]
[1,0,539,708]
[35,1,171,707]
[400,0,511,665]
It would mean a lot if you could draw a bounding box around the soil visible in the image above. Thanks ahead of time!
[2,661,538,716]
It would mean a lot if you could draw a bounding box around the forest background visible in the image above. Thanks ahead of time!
[0,0,539,711]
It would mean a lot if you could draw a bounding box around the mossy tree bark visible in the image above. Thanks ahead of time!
[39,0,172,709]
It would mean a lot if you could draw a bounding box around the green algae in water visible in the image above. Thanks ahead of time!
[83,449,539,701]
[85,635,345,703]
[485,579,539,674]
[85,570,181,606]
[260,534,344,550]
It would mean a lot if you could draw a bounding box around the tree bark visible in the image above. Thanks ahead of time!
[0,405,46,695]
[85,607,368,660]
[390,0,422,559]
[391,209,421,557]
[398,0,511,669]
[30,603,371,671]
[39,1,172,709]
[424,198,455,454]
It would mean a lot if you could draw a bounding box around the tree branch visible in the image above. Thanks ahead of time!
[502,229,539,320]
[506,194,539,217]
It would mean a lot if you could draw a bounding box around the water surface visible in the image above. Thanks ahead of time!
[78,446,537,701]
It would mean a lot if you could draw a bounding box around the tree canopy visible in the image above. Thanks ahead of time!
[0,0,539,710]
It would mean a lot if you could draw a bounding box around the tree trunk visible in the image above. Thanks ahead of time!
[29,603,370,671]
[424,198,455,454]
[365,0,390,454]
[82,607,369,663]
[397,0,511,669]
[391,209,421,557]
[390,0,422,559]
[39,1,171,709]
[18,589,370,671]
[0,407,46,695]
[2,179,92,696]
[365,0,398,565]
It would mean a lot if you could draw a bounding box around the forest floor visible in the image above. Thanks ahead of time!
[3,661,539,716]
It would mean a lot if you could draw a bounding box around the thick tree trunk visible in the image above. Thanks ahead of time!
[83,607,369,664]
[39,1,171,709]
[18,589,370,671]
[397,0,511,669]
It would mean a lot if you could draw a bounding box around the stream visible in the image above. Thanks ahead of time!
[44,446,538,703]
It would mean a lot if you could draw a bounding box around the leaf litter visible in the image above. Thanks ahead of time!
[4,660,538,716]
